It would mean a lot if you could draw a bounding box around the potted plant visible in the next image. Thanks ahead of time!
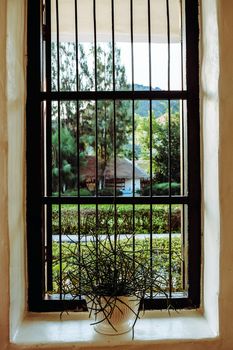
[61,229,168,336]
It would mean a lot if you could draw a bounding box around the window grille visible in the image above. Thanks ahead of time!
[27,0,200,311]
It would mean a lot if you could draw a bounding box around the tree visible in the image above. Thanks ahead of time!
[51,42,131,192]
[136,112,180,185]
[52,126,77,193]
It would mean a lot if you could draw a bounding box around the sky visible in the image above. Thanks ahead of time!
[118,42,182,89]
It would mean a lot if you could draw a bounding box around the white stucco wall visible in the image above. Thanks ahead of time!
[1,0,233,349]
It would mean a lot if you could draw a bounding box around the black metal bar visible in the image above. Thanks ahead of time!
[148,0,152,91]
[45,0,53,293]
[27,0,44,310]
[166,0,171,91]
[185,0,201,308]
[111,0,115,91]
[93,0,99,198]
[30,294,192,312]
[181,0,184,92]
[74,0,81,296]
[169,204,172,298]
[74,0,79,92]
[55,0,62,298]
[149,101,153,297]
[40,90,188,101]
[93,0,97,91]
[27,0,200,312]
[168,100,171,195]
[93,0,99,277]
[130,0,134,91]
[74,1,80,196]
[149,202,153,298]
[132,102,135,267]
[180,0,186,291]
[42,195,189,205]
[182,204,186,291]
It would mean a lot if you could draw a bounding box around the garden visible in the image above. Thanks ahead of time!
[50,204,184,296]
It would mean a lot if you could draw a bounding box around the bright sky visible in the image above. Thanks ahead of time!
[118,42,182,89]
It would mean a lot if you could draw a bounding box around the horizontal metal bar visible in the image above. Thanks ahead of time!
[40,90,188,101]
[42,196,189,205]
[36,295,192,312]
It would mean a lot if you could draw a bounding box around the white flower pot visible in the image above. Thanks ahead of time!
[87,295,140,335]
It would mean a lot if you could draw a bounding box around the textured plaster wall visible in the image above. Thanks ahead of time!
[201,0,220,335]
[219,1,233,349]
[1,0,233,349]
[0,0,10,347]
[7,0,27,339]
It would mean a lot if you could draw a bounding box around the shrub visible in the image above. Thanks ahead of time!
[140,182,181,196]
[98,188,123,196]
[52,205,181,235]
[51,236,183,294]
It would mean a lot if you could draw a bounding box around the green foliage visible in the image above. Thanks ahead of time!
[51,236,182,295]
[140,182,181,196]
[134,86,179,117]
[51,42,134,192]
[52,205,181,236]
[98,188,123,196]
[52,126,77,192]
[51,232,182,332]
[136,112,181,184]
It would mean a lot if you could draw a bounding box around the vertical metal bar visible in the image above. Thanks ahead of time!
[74,0,82,297]
[148,0,152,91]
[93,0,98,92]
[74,0,79,93]
[147,0,153,296]
[166,0,172,298]
[149,99,153,297]
[74,0,80,197]
[111,0,115,91]
[185,0,201,307]
[130,0,134,91]
[27,0,47,310]
[111,0,116,196]
[166,0,171,91]
[113,98,117,248]
[92,0,99,276]
[149,0,153,291]
[111,0,117,248]
[55,0,62,299]
[132,101,135,265]
[149,0,153,198]
[130,0,135,268]
[93,0,98,198]
[45,0,53,293]
[180,0,185,193]
[180,0,184,93]
[180,0,186,291]
[169,204,172,298]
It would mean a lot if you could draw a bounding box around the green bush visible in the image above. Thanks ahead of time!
[52,205,181,235]
[98,188,123,196]
[140,182,181,196]
[51,236,183,294]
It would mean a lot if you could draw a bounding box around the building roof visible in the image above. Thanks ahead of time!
[104,157,149,179]
[80,156,149,180]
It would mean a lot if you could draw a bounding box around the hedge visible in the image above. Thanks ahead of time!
[52,205,181,235]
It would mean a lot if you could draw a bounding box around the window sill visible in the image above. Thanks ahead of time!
[12,309,218,348]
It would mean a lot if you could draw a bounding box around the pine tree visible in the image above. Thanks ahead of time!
[51,42,131,192]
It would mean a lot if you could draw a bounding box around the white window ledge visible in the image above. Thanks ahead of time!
[12,310,218,348]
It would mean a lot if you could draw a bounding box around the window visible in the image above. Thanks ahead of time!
[27,0,200,311]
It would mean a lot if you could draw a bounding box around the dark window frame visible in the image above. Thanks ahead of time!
[27,0,200,312]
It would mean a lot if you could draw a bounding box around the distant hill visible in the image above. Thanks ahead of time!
[134,84,179,117]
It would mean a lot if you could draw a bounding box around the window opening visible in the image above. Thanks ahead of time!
[27,0,200,311]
